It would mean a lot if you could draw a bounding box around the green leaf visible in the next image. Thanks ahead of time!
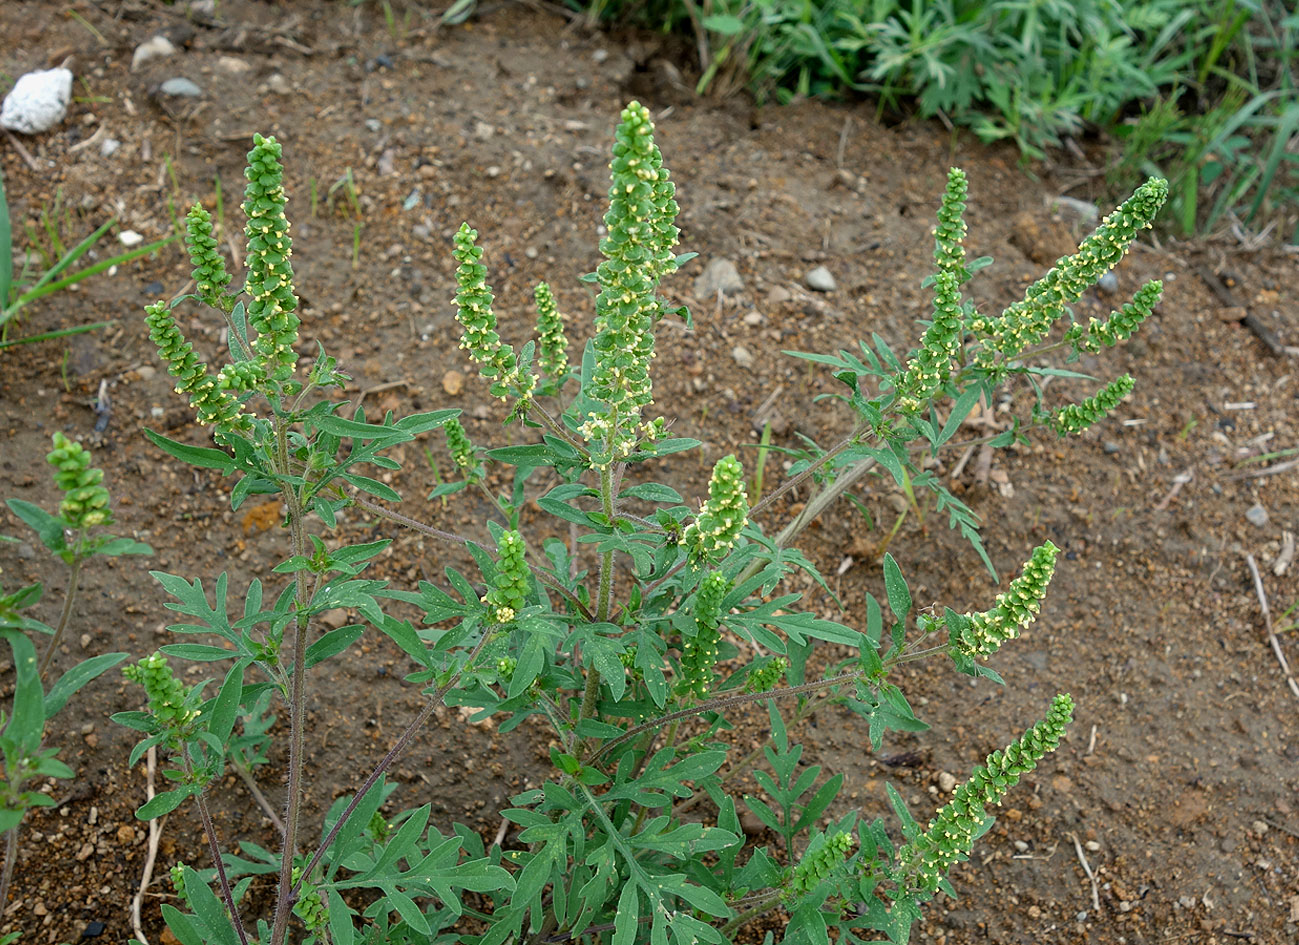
[937,386,983,447]
[702,13,745,35]
[619,482,684,503]
[341,473,401,502]
[306,625,365,668]
[5,499,66,553]
[159,643,237,662]
[0,630,42,752]
[143,429,237,474]
[509,635,545,699]
[207,662,245,744]
[93,537,154,557]
[44,652,127,718]
[137,785,199,820]
[881,554,911,621]
[613,883,639,945]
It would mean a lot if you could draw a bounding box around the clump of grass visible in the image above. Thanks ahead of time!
[568,0,1298,240]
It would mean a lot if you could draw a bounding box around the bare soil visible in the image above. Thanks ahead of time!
[2,3,1297,944]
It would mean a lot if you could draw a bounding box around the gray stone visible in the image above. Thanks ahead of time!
[1097,271,1119,295]
[265,73,291,95]
[1103,441,1120,454]
[100,138,121,157]
[694,258,743,298]
[1245,503,1268,527]
[732,345,755,369]
[1,68,73,134]
[805,266,836,292]
[159,77,202,98]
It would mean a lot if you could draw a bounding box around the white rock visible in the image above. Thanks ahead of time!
[937,771,957,793]
[159,77,202,98]
[100,137,121,157]
[216,56,251,75]
[119,230,144,247]
[132,35,177,72]
[731,345,754,369]
[805,266,837,292]
[0,68,73,134]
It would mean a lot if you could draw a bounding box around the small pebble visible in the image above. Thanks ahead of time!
[1102,441,1120,454]
[732,345,754,369]
[1085,839,1101,852]
[159,77,202,98]
[1252,819,1269,836]
[150,406,165,418]
[694,258,743,298]
[1076,911,1089,923]
[365,118,382,133]
[216,56,251,75]
[82,920,107,938]
[117,824,136,844]
[937,771,957,793]
[1097,271,1119,295]
[1013,840,1029,852]
[805,266,836,292]
[132,36,177,72]
[265,73,291,95]
[119,230,144,247]
[474,120,494,139]
[80,633,92,649]
[100,137,121,157]
[743,311,764,326]
[442,370,464,395]
[1245,503,1268,527]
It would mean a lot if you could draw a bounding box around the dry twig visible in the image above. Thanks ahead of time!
[132,746,165,945]
[1244,553,1299,700]
[1067,831,1100,913]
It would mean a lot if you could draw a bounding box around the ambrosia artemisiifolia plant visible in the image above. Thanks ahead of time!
[120,106,1166,945]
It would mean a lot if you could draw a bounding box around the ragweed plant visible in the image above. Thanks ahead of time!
[122,106,1165,945]
[1,434,150,916]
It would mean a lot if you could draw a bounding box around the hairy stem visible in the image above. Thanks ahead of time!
[0,824,17,926]
[197,786,251,945]
[270,420,312,945]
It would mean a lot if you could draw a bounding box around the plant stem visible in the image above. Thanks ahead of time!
[37,555,82,682]
[0,825,17,926]
[196,786,251,945]
[580,464,617,732]
[719,890,785,937]
[270,420,312,945]
[289,626,497,899]
[349,490,488,550]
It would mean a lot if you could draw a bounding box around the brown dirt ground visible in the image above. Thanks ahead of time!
[2,2,1297,944]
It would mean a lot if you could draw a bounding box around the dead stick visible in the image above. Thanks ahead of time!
[131,746,166,944]
[1244,553,1299,700]
[1067,831,1100,913]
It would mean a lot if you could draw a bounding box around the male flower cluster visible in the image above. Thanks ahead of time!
[485,529,529,624]
[452,224,537,404]
[1050,374,1135,436]
[242,133,300,383]
[47,432,112,529]
[897,694,1073,893]
[145,300,250,432]
[949,541,1057,658]
[684,455,749,564]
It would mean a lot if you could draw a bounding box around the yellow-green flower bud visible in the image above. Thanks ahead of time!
[243,133,300,383]
[47,433,113,530]
[534,281,569,382]
[185,204,233,311]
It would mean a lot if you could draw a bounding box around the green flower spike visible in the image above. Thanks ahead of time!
[534,281,569,382]
[684,454,749,564]
[243,133,300,383]
[185,204,233,312]
[170,863,191,909]
[443,416,481,481]
[745,656,788,693]
[452,224,535,403]
[788,831,856,898]
[1066,280,1163,354]
[950,541,1058,659]
[580,101,678,460]
[892,269,964,413]
[291,866,329,934]
[123,653,199,729]
[485,530,529,624]
[46,433,112,529]
[898,693,1074,894]
[933,167,968,282]
[677,570,728,698]
[145,301,250,432]
[1050,374,1135,436]
[969,177,1168,364]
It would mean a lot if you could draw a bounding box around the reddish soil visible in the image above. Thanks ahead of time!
[1,3,1297,944]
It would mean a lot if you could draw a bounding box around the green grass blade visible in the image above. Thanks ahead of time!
[12,232,178,310]
[0,320,116,349]
[0,171,11,306]
[25,217,116,293]
[1244,102,1299,224]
